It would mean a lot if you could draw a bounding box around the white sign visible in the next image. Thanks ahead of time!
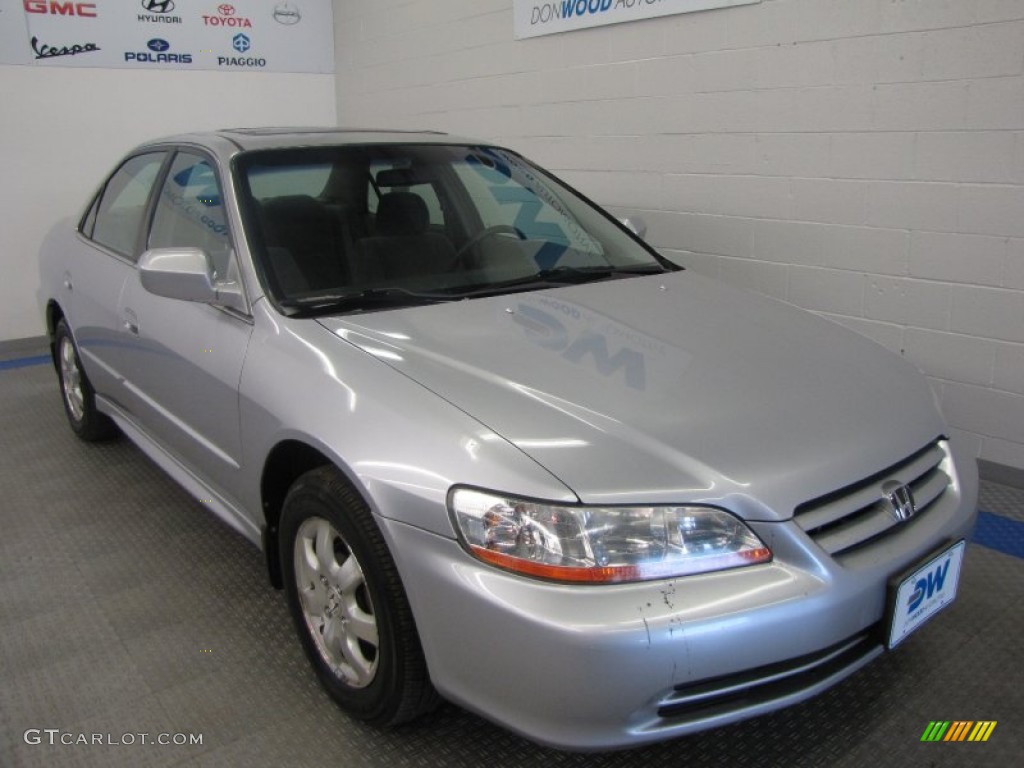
[3,0,333,73]
[514,0,761,40]
[0,0,32,64]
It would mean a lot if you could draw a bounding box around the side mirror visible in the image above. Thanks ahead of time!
[620,216,648,240]
[138,248,246,313]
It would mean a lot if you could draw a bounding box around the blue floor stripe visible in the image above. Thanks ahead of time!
[0,354,50,371]
[973,510,1024,560]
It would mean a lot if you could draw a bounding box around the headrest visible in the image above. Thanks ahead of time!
[376,192,429,236]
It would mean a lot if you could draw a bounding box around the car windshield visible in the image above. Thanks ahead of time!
[235,144,674,314]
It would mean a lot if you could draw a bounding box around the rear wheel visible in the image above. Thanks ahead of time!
[280,466,438,725]
[54,319,117,441]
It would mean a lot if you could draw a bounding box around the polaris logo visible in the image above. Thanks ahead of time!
[125,39,193,64]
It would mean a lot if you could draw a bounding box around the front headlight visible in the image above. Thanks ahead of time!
[449,488,772,584]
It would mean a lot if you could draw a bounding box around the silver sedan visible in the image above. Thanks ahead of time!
[37,129,978,750]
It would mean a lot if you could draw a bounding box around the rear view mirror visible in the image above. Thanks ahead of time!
[376,167,434,187]
[138,248,246,313]
[620,216,648,240]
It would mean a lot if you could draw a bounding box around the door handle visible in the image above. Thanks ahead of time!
[123,308,139,335]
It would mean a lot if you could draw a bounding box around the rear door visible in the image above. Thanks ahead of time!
[71,151,168,412]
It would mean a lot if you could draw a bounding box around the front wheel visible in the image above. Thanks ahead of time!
[54,319,117,442]
[280,466,438,725]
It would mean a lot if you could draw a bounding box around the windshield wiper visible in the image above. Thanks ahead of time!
[448,263,672,298]
[279,287,452,316]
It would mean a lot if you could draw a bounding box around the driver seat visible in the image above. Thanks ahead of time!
[352,192,457,284]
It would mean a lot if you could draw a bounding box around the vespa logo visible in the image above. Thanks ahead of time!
[882,480,916,523]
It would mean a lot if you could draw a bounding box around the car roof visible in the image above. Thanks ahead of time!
[143,127,483,155]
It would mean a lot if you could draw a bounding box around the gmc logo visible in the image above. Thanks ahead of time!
[24,1,98,16]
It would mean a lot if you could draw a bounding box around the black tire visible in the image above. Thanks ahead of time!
[53,319,118,442]
[280,465,438,726]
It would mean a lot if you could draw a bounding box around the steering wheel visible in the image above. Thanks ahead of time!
[455,224,526,264]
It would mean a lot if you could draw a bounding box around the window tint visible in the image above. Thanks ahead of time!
[90,153,165,258]
[149,152,232,277]
[247,163,332,200]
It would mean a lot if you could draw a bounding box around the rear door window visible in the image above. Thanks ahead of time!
[88,152,166,259]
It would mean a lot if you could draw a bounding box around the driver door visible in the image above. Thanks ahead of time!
[119,149,252,505]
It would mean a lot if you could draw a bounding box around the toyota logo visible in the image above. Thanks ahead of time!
[218,3,235,15]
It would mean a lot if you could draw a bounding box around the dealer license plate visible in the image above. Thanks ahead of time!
[887,540,965,650]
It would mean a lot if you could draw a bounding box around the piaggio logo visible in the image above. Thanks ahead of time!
[202,3,252,28]
[219,33,265,67]
[921,721,997,742]
[24,1,97,17]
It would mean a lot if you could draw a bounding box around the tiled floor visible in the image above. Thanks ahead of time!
[1,359,1021,768]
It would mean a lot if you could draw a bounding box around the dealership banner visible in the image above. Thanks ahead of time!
[514,0,761,40]
[0,0,31,63]
[0,0,333,73]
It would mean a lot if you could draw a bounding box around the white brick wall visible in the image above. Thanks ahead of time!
[334,0,1024,471]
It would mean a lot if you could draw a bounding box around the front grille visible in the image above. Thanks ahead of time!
[656,629,882,720]
[793,439,950,559]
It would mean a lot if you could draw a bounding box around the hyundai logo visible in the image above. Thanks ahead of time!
[147,38,170,52]
[882,480,916,523]
[232,33,250,53]
[140,0,174,12]
[272,2,300,25]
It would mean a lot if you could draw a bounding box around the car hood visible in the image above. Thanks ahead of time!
[318,272,945,521]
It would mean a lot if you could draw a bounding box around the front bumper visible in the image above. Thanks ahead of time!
[384,446,978,751]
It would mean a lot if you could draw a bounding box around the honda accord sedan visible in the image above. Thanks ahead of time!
[38,128,978,750]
